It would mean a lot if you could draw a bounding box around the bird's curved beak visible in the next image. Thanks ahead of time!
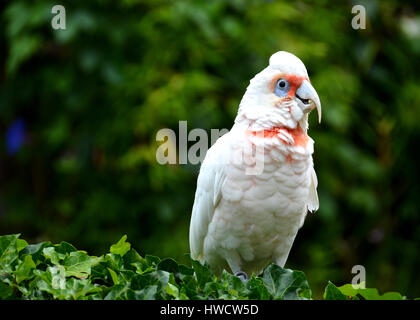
[295,80,322,123]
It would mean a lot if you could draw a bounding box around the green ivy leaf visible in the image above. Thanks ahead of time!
[337,283,405,300]
[110,235,131,257]
[104,284,130,300]
[145,254,161,266]
[55,242,78,254]
[64,251,102,278]
[133,285,158,299]
[15,255,36,284]
[21,241,52,265]
[166,282,179,298]
[0,280,14,299]
[336,283,359,297]
[0,234,20,272]
[246,276,272,300]
[324,281,348,300]
[16,239,28,253]
[191,260,211,289]
[157,258,179,274]
[123,249,148,272]
[42,247,61,265]
[379,292,405,300]
[262,264,311,300]
[107,267,120,285]
[221,270,248,299]
[178,264,194,276]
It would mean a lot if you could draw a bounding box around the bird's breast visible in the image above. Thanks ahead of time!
[215,133,312,236]
[203,128,315,274]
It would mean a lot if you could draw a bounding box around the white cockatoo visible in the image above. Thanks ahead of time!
[189,51,321,280]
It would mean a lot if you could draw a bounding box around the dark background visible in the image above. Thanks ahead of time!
[1,0,419,298]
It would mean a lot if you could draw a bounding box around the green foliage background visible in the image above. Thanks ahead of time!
[0,0,419,299]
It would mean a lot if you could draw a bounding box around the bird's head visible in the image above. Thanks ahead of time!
[235,51,321,136]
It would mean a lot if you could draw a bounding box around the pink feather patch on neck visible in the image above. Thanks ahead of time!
[247,124,309,148]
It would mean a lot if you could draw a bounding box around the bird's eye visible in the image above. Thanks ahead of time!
[274,78,290,97]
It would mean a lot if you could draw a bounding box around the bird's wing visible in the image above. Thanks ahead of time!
[307,166,319,212]
[189,134,229,261]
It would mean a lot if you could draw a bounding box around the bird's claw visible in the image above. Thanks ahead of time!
[234,271,248,282]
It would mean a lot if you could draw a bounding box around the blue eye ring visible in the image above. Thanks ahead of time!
[274,78,290,97]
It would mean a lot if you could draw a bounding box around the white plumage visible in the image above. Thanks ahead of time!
[189,51,321,278]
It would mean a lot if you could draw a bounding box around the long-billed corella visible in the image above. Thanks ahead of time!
[189,51,321,280]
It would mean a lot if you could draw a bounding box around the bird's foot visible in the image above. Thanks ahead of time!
[234,271,248,282]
